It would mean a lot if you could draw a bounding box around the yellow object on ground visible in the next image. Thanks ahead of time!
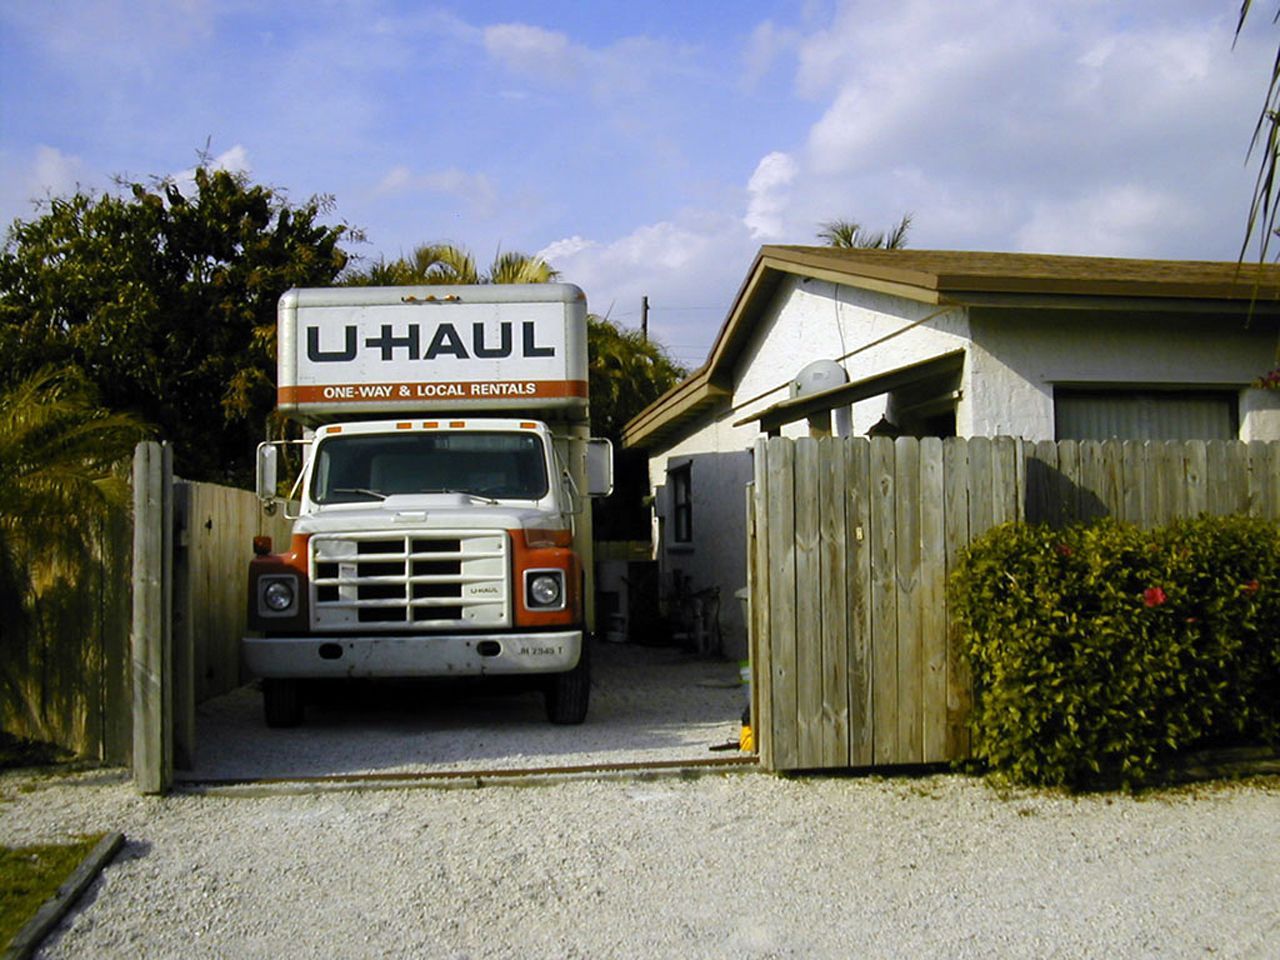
[739,725,754,752]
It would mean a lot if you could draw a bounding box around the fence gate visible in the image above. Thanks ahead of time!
[747,436,1280,773]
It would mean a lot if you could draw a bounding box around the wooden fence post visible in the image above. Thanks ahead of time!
[132,441,173,795]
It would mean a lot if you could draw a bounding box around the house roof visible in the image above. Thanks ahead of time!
[622,247,1280,449]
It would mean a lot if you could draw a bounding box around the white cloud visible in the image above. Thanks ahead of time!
[742,20,799,89]
[538,235,597,262]
[1014,184,1190,257]
[0,145,89,225]
[373,166,498,216]
[745,1,1268,259]
[540,211,757,362]
[169,145,252,197]
[483,23,579,85]
[744,152,800,239]
[4,0,215,73]
[31,145,86,197]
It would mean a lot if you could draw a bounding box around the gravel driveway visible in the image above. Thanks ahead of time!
[186,640,748,780]
[2,641,1277,959]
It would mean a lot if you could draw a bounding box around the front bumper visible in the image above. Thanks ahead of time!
[243,630,582,679]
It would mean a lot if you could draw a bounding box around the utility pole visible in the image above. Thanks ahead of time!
[641,295,649,341]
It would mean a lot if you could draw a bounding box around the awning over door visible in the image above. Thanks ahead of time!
[734,351,965,435]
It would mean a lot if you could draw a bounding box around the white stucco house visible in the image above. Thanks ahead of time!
[622,247,1280,659]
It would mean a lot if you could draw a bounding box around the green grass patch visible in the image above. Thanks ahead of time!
[0,835,103,949]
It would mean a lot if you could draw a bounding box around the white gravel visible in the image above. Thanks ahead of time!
[187,641,747,779]
[2,642,1278,959]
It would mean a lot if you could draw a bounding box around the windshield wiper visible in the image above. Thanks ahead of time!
[330,487,387,501]
[423,488,500,504]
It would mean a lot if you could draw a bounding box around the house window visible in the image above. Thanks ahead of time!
[1054,389,1238,441]
[670,464,692,543]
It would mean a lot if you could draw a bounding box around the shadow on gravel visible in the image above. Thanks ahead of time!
[181,641,748,781]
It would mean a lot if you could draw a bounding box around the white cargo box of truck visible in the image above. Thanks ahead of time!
[244,283,611,728]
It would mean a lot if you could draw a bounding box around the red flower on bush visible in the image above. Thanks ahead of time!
[1056,543,1073,557]
[1240,579,1260,597]
[1143,586,1167,608]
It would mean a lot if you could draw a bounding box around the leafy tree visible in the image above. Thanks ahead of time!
[0,366,149,627]
[345,243,558,285]
[817,214,912,249]
[587,314,686,440]
[587,315,686,539]
[0,166,351,484]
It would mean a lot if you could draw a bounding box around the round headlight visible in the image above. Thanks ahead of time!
[528,573,562,608]
[263,580,295,612]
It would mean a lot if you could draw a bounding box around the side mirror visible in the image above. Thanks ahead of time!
[585,438,614,498]
[256,443,279,502]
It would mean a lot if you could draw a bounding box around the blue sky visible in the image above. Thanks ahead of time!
[1,1,1275,369]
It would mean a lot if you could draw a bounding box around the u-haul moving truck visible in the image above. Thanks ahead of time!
[244,283,611,727]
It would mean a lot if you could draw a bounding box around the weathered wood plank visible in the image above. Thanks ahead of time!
[991,437,1019,525]
[793,438,824,768]
[894,437,923,764]
[1026,440,1060,527]
[131,441,173,796]
[943,438,972,760]
[1222,440,1249,516]
[1182,442,1203,519]
[869,436,899,765]
[766,437,799,770]
[751,440,774,770]
[1121,441,1146,527]
[846,438,873,767]
[818,437,850,767]
[967,437,995,539]
[919,437,948,763]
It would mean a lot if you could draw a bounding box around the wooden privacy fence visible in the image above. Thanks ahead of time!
[3,442,288,788]
[748,436,1280,773]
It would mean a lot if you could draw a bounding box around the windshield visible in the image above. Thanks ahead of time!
[312,431,550,504]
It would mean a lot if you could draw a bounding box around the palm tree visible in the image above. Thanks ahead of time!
[817,214,912,249]
[345,244,558,286]
[586,315,686,440]
[0,366,150,623]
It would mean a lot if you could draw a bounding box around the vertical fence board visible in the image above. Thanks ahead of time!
[966,438,995,539]
[818,437,851,767]
[793,439,823,768]
[1182,442,1203,519]
[869,436,899,764]
[894,438,923,763]
[846,439,873,767]
[766,438,799,770]
[131,442,172,795]
[991,437,1019,525]
[919,438,948,762]
[942,439,973,759]
[751,441,774,770]
[1121,442,1146,527]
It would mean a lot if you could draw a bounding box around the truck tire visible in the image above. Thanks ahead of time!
[263,678,303,728]
[545,644,590,725]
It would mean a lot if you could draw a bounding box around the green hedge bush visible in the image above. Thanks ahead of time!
[952,515,1280,788]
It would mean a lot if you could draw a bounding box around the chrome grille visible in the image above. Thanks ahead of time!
[309,532,509,630]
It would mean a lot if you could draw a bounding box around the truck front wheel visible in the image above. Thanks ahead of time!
[263,678,304,728]
[544,644,590,724]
